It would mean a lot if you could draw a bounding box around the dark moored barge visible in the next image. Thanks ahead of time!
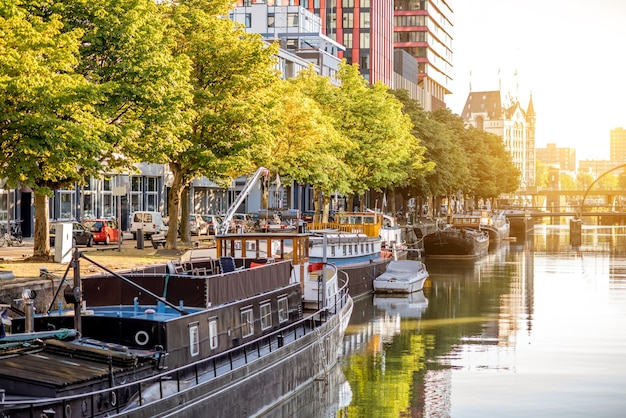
[0,232,353,418]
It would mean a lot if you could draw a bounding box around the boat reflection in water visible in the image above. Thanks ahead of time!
[373,291,429,318]
[258,355,352,418]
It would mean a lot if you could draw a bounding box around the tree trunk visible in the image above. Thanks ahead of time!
[166,163,185,250]
[322,194,331,223]
[180,186,191,244]
[346,195,354,213]
[33,192,51,259]
[313,189,321,223]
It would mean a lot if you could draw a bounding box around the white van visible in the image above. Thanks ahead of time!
[129,211,165,239]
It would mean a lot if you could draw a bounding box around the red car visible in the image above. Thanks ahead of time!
[83,219,123,245]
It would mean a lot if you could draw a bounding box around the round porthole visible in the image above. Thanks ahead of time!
[135,330,150,346]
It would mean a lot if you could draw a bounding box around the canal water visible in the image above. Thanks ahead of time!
[267,225,626,417]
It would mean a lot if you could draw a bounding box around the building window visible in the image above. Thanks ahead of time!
[361,0,370,7]
[342,12,353,28]
[0,191,8,221]
[189,322,200,357]
[146,177,158,211]
[241,308,254,338]
[278,296,289,323]
[245,13,252,28]
[343,32,353,48]
[360,52,369,70]
[59,191,74,220]
[360,12,370,28]
[268,14,275,27]
[209,317,218,350]
[260,302,272,330]
[359,32,370,49]
[287,12,298,27]
[130,176,142,213]
[342,0,354,6]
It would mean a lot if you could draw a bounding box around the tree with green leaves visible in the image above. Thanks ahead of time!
[286,68,357,220]
[1,0,192,258]
[268,77,354,218]
[333,64,416,211]
[164,0,282,248]
[431,108,519,210]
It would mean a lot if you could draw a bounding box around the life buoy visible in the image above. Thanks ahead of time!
[135,330,150,346]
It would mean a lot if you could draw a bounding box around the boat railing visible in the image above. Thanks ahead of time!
[0,277,352,417]
[309,222,380,237]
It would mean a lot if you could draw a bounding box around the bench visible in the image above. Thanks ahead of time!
[151,234,167,249]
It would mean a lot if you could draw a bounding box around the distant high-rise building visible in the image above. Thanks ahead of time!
[393,0,453,111]
[461,91,536,189]
[536,144,576,172]
[302,0,394,87]
[232,1,454,111]
[231,3,344,84]
[578,159,625,177]
[610,127,626,163]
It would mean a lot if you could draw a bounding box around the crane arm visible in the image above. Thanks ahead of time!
[218,167,269,235]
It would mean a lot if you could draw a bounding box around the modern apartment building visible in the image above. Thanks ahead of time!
[235,1,453,111]
[610,127,626,163]
[461,91,536,189]
[394,0,453,111]
[294,0,395,87]
[231,2,345,85]
[535,143,577,173]
[578,160,625,177]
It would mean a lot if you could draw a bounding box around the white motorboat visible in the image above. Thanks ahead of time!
[373,259,429,294]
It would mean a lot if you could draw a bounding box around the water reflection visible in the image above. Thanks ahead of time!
[336,227,626,418]
[259,228,626,417]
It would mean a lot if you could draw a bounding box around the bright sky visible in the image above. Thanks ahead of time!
[446,0,626,161]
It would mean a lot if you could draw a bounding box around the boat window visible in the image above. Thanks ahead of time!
[343,244,347,255]
[361,244,364,253]
[278,296,289,323]
[331,245,335,256]
[209,317,218,350]
[241,308,254,338]
[189,322,200,357]
[260,302,272,330]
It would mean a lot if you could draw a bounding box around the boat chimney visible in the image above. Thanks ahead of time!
[22,289,36,333]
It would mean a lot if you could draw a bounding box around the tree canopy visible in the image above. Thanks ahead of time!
[2,0,528,256]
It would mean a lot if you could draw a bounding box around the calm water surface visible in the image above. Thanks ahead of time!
[331,225,626,418]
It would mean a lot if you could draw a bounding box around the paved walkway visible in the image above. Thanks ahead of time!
[0,233,214,262]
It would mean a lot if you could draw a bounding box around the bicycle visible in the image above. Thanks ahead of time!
[0,220,23,247]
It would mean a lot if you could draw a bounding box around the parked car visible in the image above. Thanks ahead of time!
[189,214,209,235]
[50,221,94,247]
[231,213,252,232]
[83,218,122,245]
[202,214,223,235]
[302,211,315,223]
[129,211,166,239]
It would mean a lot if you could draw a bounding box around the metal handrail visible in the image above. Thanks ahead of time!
[1,280,351,416]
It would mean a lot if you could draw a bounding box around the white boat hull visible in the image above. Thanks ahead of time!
[373,260,429,294]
